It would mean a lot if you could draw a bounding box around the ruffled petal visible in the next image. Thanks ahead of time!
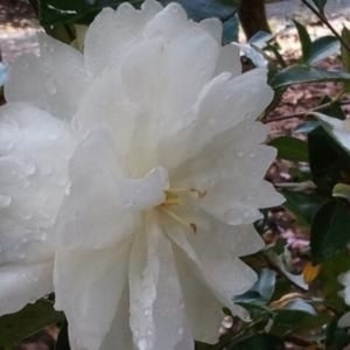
[129,213,191,350]
[55,130,137,251]
[215,44,241,77]
[5,34,87,120]
[54,238,132,350]
[160,68,273,169]
[172,119,284,225]
[100,286,133,350]
[84,0,162,76]
[172,244,223,344]
[0,261,53,315]
[0,103,75,266]
[166,216,257,320]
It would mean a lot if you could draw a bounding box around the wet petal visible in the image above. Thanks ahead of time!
[54,238,132,350]
[0,262,53,315]
[5,34,87,119]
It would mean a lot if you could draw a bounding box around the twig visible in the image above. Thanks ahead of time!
[264,91,346,123]
[301,0,350,52]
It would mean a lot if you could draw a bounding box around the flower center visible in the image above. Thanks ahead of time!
[157,187,207,234]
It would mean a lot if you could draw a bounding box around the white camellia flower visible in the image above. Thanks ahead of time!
[0,1,284,349]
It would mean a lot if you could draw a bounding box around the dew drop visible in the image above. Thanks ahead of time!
[177,327,184,336]
[137,338,148,350]
[236,151,244,158]
[223,210,242,225]
[248,152,256,158]
[0,195,12,208]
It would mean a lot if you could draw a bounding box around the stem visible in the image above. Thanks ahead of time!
[264,90,346,123]
[301,0,350,52]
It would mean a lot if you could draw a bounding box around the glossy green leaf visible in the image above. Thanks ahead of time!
[293,20,312,61]
[282,190,323,225]
[271,309,328,336]
[310,199,350,263]
[318,252,350,309]
[326,314,350,350]
[308,36,340,65]
[268,136,309,162]
[270,65,350,90]
[318,95,346,120]
[0,300,63,346]
[308,126,350,195]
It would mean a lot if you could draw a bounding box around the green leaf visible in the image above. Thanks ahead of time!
[228,334,284,350]
[271,309,328,336]
[268,136,308,162]
[326,315,350,350]
[308,36,340,65]
[270,64,350,90]
[318,252,350,309]
[318,95,346,120]
[310,199,350,264]
[308,126,350,195]
[310,0,327,14]
[293,20,312,61]
[282,190,323,225]
[0,300,63,346]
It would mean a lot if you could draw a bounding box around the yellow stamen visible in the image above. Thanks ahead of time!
[160,207,197,235]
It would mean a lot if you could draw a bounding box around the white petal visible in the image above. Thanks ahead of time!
[143,3,189,40]
[55,130,136,251]
[72,67,139,167]
[0,103,75,265]
[5,34,87,119]
[160,68,273,169]
[120,37,164,111]
[100,286,133,350]
[166,216,259,305]
[172,119,284,225]
[54,237,132,350]
[84,2,162,76]
[198,18,222,43]
[215,44,242,76]
[158,26,219,128]
[0,261,53,315]
[129,212,191,350]
[172,244,223,344]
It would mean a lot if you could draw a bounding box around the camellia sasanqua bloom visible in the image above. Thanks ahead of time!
[0,1,284,349]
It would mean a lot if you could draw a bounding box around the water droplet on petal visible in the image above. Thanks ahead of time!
[223,210,242,225]
[236,151,244,158]
[0,195,12,208]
